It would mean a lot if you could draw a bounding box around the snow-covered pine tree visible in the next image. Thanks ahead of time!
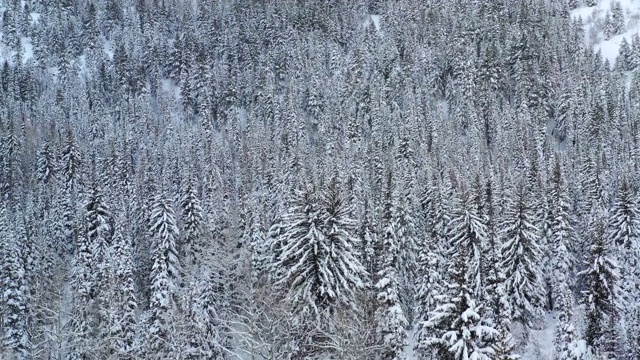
[180,174,205,267]
[448,182,488,301]
[85,184,112,268]
[420,185,497,360]
[395,134,419,326]
[36,141,56,185]
[608,176,640,307]
[359,197,380,354]
[59,127,82,189]
[0,208,31,359]
[579,215,622,357]
[608,176,640,250]
[84,182,114,352]
[414,178,445,360]
[69,232,94,359]
[376,171,408,360]
[553,288,582,360]
[549,158,575,310]
[611,1,625,36]
[247,198,267,288]
[146,192,181,356]
[616,37,632,72]
[109,223,137,357]
[491,288,520,360]
[500,181,544,328]
[319,176,367,313]
[482,177,519,360]
[631,33,640,70]
[268,182,320,332]
[481,177,501,308]
[148,193,181,291]
[603,12,614,41]
[270,177,366,356]
[183,271,226,360]
[395,191,418,328]
[147,234,173,357]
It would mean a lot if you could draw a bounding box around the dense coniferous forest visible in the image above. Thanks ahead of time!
[1,0,640,359]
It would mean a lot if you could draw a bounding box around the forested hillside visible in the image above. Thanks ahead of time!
[0,0,639,359]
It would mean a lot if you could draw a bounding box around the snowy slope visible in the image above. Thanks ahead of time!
[522,312,557,360]
[404,329,417,359]
[571,0,640,65]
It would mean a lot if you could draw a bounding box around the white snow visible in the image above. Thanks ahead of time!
[569,338,589,359]
[78,54,87,74]
[404,329,418,360]
[103,38,114,60]
[21,37,32,64]
[461,307,479,321]
[161,78,182,100]
[30,12,40,25]
[522,312,557,360]
[571,0,640,66]
[363,14,381,31]
[371,15,381,31]
[237,107,247,128]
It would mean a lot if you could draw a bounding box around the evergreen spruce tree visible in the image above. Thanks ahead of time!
[60,128,82,189]
[500,181,544,328]
[609,176,639,250]
[483,178,519,360]
[631,33,640,69]
[180,174,205,267]
[611,1,625,36]
[148,193,181,291]
[420,187,497,360]
[147,233,173,357]
[109,224,137,357]
[1,208,31,359]
[579,216,622,357]
[319,176,368,313]
[69,232,94,359]
[36,142,56,184]
[603,12,614,41]
[86,185,112,264]
[553,288,582,360]
[414,180,445,360]
[183,271,226,359]
[146,192,181,357]
[375,172,408,360]
[270,178,366,356]
[549,158,575,309]
[608,176,640,338]
[448,185,488,301]
[84,182,114,352]
[616,37,632,71]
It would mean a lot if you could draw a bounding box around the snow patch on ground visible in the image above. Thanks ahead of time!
[20,36,33,64]
[78,54,87,74]
[103,38,114,60]
[571,0,640,66]
[363,14,381,31]
[237,107,248,128]
[371,15,381,30]
[522,312,557,360]
[161,78,181,100]
[404,329,417,359]
[30,12,40,24]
